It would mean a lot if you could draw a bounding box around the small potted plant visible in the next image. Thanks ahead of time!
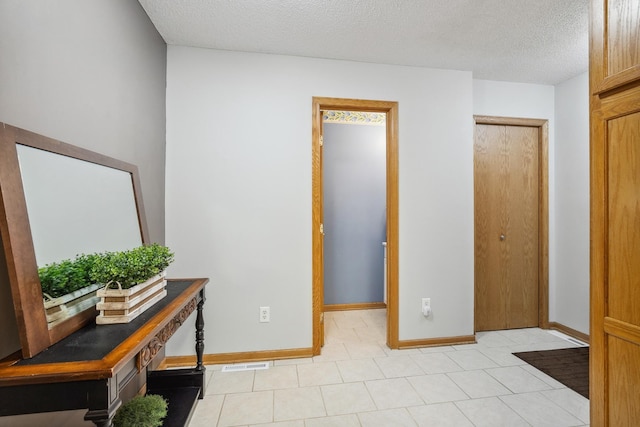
[112,394,168,427]
[93,243,174,324]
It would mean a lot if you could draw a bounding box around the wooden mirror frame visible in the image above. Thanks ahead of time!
[0,123,149,358]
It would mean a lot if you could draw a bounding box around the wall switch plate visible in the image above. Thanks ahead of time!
[260,306,270,323]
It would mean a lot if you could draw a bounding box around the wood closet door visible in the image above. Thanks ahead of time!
[590,0,640,425]
[474,123,539,331]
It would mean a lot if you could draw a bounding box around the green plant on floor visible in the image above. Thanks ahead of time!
[90,243,174,289]
[39,253,100,298]
[112,394,168,427]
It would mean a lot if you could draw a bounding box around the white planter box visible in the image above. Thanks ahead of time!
[96,271,167,325]
[44,283,102,327]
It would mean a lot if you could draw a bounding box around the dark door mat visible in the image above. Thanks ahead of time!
[513,346,589,399]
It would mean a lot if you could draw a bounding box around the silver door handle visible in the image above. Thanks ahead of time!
[500,234,506,241]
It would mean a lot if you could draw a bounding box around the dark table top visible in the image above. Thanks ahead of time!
[18,280,200,365]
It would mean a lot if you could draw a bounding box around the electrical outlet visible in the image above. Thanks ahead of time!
[421,298,431,317]
[260,306,270,323]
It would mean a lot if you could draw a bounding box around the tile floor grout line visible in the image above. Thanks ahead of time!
[187,309,589,427]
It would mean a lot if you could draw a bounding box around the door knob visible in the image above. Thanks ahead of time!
[500,234,506,241]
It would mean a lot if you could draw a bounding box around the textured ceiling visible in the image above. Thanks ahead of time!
[138,0,589,85]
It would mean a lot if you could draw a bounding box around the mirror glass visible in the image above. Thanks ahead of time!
[17,144,142,265]
[17,144,144,329]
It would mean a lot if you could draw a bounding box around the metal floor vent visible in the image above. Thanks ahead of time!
[566,337,589,347]
[547,330,589,347]
[221,362,270,372]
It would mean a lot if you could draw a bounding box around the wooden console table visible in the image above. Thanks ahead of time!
[0,278,208,426]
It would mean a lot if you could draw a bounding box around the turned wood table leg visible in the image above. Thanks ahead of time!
[194,288,206,398]
[195,288,205,371]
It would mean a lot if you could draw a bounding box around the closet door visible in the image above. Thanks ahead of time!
[590,1,640,425]
[474,123,540,331]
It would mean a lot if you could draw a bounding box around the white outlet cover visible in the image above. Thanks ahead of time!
[260,306,270,322]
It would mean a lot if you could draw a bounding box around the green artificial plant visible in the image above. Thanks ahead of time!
[38,244,174,296]
[112,394,168,427]
[39,253,100,298]
[90,243,174,289]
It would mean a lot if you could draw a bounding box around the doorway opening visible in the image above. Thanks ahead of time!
[473,115,549,332]
[312,97,399,354]
[323,110,387,312]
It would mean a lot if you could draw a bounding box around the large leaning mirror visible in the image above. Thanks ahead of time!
[0,123,149,358]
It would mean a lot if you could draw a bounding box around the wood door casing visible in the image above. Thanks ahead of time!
[319,121,325,347]
[474,118,547,332]
[312,97,399,353]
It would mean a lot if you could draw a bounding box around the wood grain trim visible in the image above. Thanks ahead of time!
[0,279,208,386]
[324,302,386,311]
[137,297,198,371]
[397,335,476,349]
[0,351,21,368]
[474,116,547,127]
[163,347,314,368]
[386,102,399,349]
[589,0,605,94]
[311,97,399,112]
[590,0,640,96]
[311,98,323,356]
[472,116,549,330]
[604,317,640,346]
[0,124,50,357]
[597,80,640,113]
[538,121,550,329]
[548,321,590,344]
[312,97,400,353]
[589,82,607,427]
[0,360,120,386]
[594,65,640,95]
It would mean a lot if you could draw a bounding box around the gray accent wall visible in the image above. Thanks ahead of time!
[323,122,386,305]
[0,1,166,361]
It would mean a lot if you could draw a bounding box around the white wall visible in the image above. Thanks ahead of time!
[165,47,474,356]
[553,72,589,334]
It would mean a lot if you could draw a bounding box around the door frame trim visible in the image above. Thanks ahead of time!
[473,115,549,330]
[312,97,399,354]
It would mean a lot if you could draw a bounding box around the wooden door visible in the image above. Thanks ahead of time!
[474,122,539,331]
[590,1,640,425]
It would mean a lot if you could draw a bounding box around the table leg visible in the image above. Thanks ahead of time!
[195,288,205,372]
[85,399,119,427]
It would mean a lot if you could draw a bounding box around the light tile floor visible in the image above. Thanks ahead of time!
[189,309,589,427]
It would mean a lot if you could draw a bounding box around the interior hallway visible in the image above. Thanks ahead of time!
[189,309,589,426]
